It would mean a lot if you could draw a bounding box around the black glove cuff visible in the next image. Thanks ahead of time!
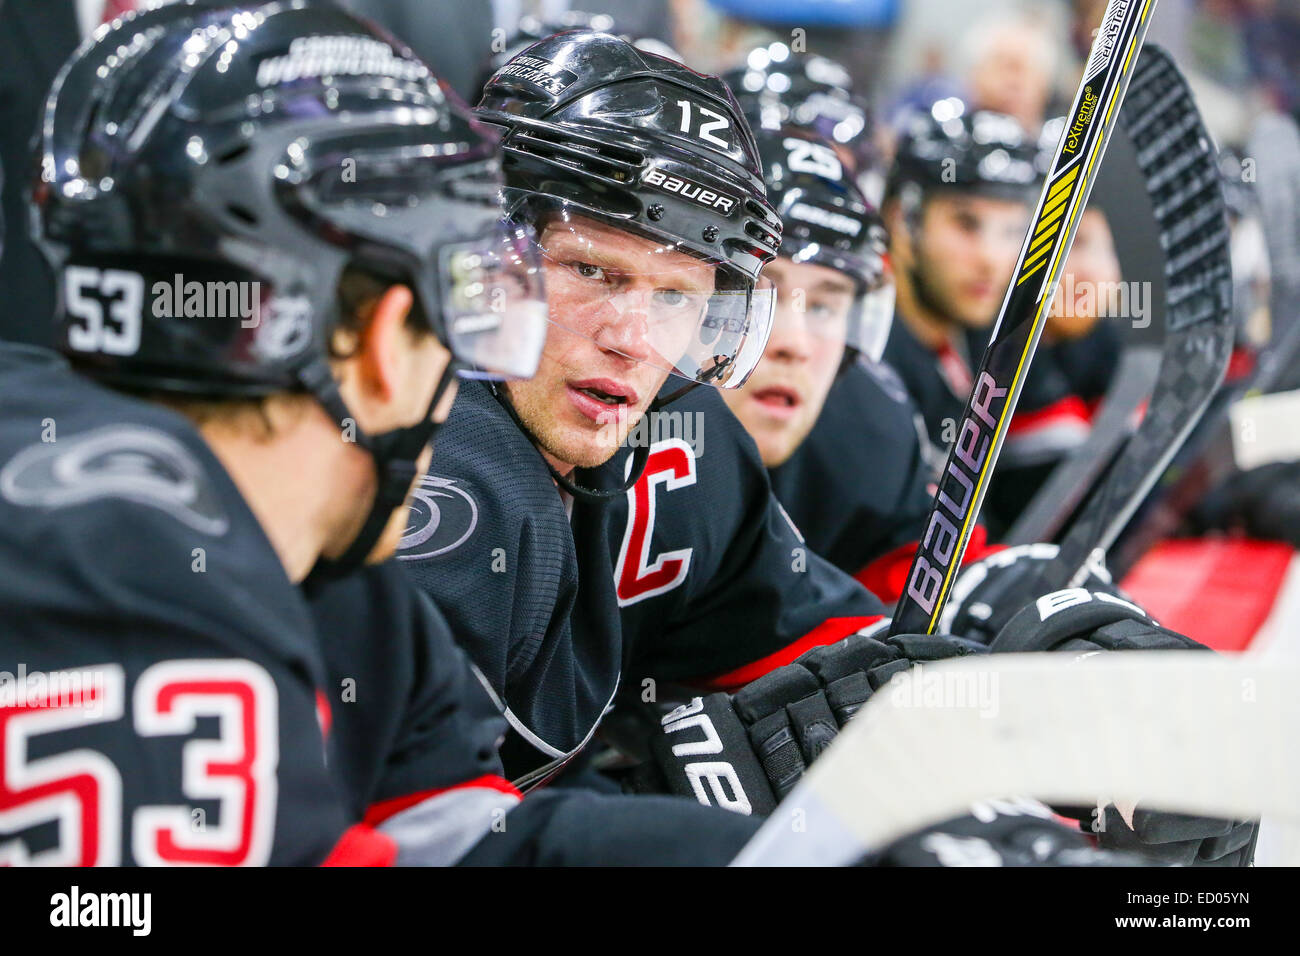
[648,694,778,816]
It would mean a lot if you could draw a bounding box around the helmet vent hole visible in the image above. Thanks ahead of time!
[226,203,259,226]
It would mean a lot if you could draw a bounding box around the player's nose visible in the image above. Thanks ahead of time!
[594,288,656,363]
[767,303,815,362]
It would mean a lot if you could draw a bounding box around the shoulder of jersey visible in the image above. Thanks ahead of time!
[0,354,299,624]
[0,356,235,538]
[854,354,914,406]
[668,380,764,466]
[398,380,561,562]
[307,560,453,653]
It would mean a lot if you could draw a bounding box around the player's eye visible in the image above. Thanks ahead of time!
[655,288,706,317]
[571,261,608,282]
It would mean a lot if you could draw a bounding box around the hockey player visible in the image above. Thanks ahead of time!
[688,125,1256,865]
[397,31,918,789]
[705,124,993,602]
[881,103,1042,461]
[4,0,762,866]
[390,35,1243,870]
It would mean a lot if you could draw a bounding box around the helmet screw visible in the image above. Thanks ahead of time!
[703,225,719,242]
[648,203,665,221]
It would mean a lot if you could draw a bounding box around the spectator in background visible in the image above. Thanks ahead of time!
[343,0,675,103]
[959,12,1069,134]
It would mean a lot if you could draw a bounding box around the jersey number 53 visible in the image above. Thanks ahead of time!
[0,660,277,866]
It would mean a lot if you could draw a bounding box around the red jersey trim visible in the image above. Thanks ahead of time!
[697,615,885,692]
[320,825,398,867]
[1006,395,1091,437]
[856,525,1003,604]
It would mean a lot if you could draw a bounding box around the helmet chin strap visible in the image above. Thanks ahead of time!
[489,378,707,503]
[302,358,459,577]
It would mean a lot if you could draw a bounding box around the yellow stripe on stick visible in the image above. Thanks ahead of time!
[1016,257,1049,287]
[1046,166,1079,204]
[1038,189,1073,229]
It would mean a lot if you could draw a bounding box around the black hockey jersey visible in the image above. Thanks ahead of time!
[769,358,934,598]
[0,346,356,865]
[309,560,762,867]
[767,357,1001,603]
[304,563,522,864]
[606,384,886,691]
[0,345,532,867]
[399,380,885,787]
[882,315,973,460]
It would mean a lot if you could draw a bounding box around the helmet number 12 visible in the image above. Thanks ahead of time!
[677,99,731,150]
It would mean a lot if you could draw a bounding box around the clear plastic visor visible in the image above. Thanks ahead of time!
[778,248,896,363]
[440,220,549,380]
[533,216,776,388]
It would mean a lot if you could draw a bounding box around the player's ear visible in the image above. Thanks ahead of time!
[883,199,911,261]
[356,284,415,403]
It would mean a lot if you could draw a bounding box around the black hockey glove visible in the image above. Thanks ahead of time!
[944,542,1118,645]
[1195,460,1300,548]
[638,630,986,816]
[865,798,1149,867]
[990,588,1259,866]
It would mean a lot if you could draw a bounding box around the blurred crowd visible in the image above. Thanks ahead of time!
[2,0,1295,348]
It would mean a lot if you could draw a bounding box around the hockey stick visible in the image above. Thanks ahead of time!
[890,0,1160,635]
[1028,46,1233,592]
[1243,112,1300,395]
[1106,111,1300,576]
[733,651,1300,865]
[1003,126,1166,547]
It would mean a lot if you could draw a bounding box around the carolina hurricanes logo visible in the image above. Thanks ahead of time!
[0,425,228,535]
[615,439,698,606]
[396,474,479,560]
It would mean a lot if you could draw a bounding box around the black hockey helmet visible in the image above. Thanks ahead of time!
[32,0,549,571]
[886,99,1040,206]
[476,30,783,390]
[758,127,893,362]
[725,42,876,176]
[476,14,685,96]
[474,12,617,97]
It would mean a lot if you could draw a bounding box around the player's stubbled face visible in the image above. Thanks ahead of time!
[507,215,714,471]
[722,258,852,467]
[913,193,1029,329]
